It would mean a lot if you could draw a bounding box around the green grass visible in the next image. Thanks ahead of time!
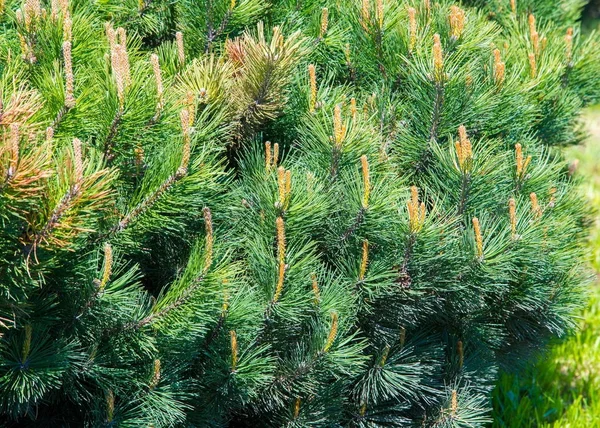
[491,108,600,427]
[491,293,600,427]
[578,107,600,271]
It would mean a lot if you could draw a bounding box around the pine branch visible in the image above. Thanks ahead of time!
[134,273,205,329]
[23,186,79,261]
[111,169,185,234]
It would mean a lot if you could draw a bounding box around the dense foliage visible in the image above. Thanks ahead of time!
[0,0,598,426]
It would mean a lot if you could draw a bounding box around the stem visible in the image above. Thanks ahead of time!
[397,234,416,288]
[375,29,386,79]
[203,314,226,350]
[429,82,444,143]
[330,146,342,179]
[562,63,573,89]
[340,207,366,242]
[206,10,232,53]
[457,173,471,215]
[104,109,123,162]
[51,105,70,130]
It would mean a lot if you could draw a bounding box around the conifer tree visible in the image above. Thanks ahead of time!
[0,0,598,426]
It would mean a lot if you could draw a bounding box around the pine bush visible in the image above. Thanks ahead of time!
[0,0,598,426]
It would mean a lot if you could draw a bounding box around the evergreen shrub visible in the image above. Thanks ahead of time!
[0,0,598,425]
